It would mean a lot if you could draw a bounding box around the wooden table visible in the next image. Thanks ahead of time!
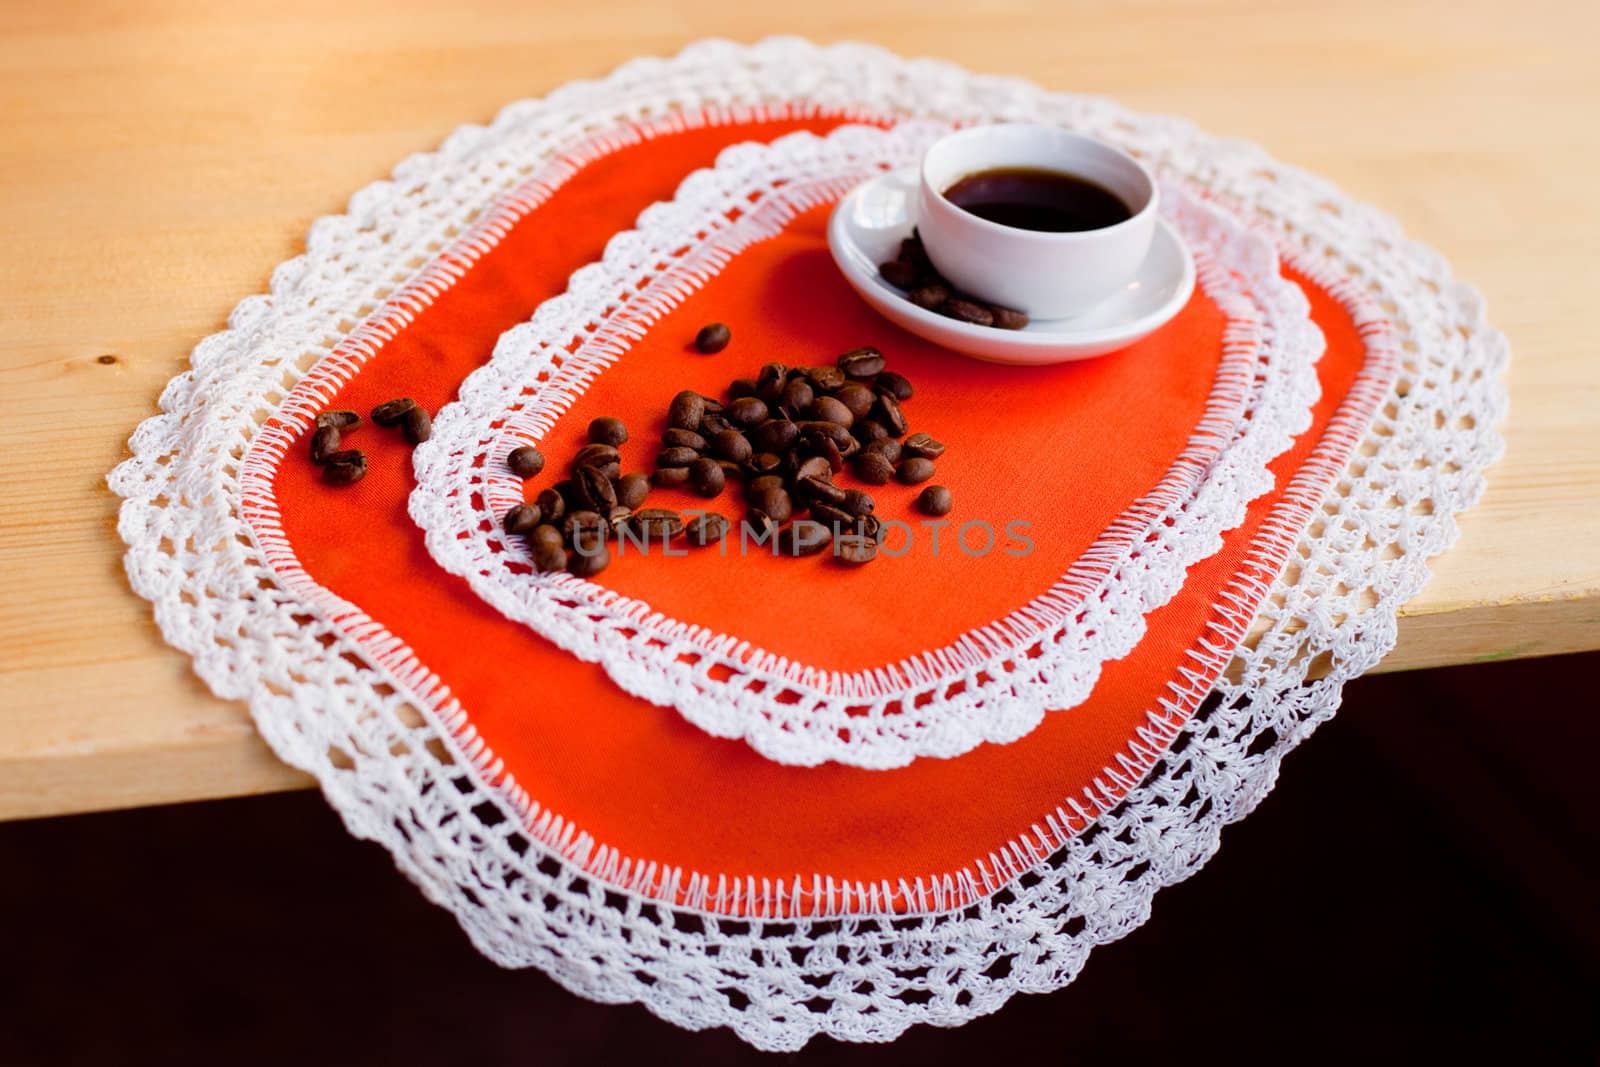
[3,0,1596,821]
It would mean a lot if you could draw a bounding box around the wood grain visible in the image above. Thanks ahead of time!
[3,0,1597,820]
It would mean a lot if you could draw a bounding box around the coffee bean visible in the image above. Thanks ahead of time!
[694,322,731,354]
[840,489,875,517]
[873,371,914,401]
[316,409,361,431]
[878,259,920,289]
[744,510,777,540]
[321,448,363,467]
[830,383,873,421]
[656,447,700,469]
[661,428,707,451]
[859,513,883,542]
[532,542,568,573]
[805,365,846,392]
[535,487,565,523]
[529,524,565,553]
[943,299,994,326]
[630,508,684,540]
[903,432,946,459]
[837,346,885,379]
[652,466,691,489]
[990,305,1029,330]
[744,474,784,502]
[371,397,416,426]
[779,378,814,416]
[685,512,731,548]
[321,452,366,486]
[574,465,618,512]
[728,378,759,400]
[807,433,844,473]
[747,452,784,477]
[865,437,903,465]
[707,428,752,465]
[614,472,650,510]
[667,390,705,431]
[916,484,953,517]
[749,484,793,523]
[755,362,788,404]
[688,457,725,498]
[749,418,799,453]
[504,502,542,535]
[507,445,546,478]
[725,396,769,428]
[896,456,936,484]
[554,479,581,509]
[809,396,854,428]
[898,233,932,270]
[852,450,895,485]
[573,443,621,471]
[778,520,833,557]
[562,508,608,542]
[568,540,611,576]
[608,505,634,528]
[875,393,908,437]
[310,425,341,464]
[794,456,833,486]
[798,475,846,507]
[834,533,878,565]
[908,284,949,310]
[698,412,734,436]
[402,405,432,445]
[809,502,854,530]
[854,419,889,444]
[588,416,628,446]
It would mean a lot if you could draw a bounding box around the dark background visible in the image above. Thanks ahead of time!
[3,653,1595,1066]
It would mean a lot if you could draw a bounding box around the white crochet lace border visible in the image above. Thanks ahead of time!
[109,38,1507,1050]
[405,123,1323,769]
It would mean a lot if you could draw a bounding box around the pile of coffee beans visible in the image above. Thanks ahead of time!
[877,231,1029,330]
[501,345,953,575]
[308,397,434,486]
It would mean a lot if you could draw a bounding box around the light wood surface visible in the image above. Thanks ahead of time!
[3,0,1597,821]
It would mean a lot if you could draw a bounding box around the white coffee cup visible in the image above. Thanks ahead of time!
[916,124,1159,320]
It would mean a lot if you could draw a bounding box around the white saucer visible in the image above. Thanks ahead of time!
[827,167,1196,365]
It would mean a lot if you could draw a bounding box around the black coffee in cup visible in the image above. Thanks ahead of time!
[943,167,1131,233]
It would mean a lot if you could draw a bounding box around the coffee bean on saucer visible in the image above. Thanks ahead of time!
[694,322,731,354]
[685,512,731,547]
[832,383,876,421]
[725,396,769,428]
[309,424,341,464]
[316,409,361,431]
[507,445,546,478]
[321,452,366,486]
[668,390,705,431]
[574,465,618,512]
[615,472,651,510]
[852,450,895,485]
[990,305,1030,330]
[878,259,920,290]
[778,520,834,557]
[535,487,565,524]
[688,457,725,498]
[902,432,945,459]
[909,284,949,311]
[916,484,953,517]
[568,541,611,577]
[874,393,908,437]
[504,502,542,535]
[837,346,885,379]
[402,405,432,445]
[896,456,936,485]
[371,397,416,426]
[708,428,752,464]
[943,299,994,326]
[588,416,628,446]
[834,533,878,566]
[873,371,914,401]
